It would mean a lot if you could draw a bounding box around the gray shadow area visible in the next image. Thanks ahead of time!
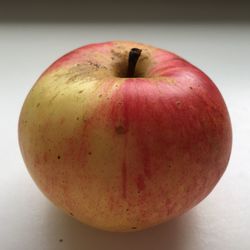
[45,204,198,250]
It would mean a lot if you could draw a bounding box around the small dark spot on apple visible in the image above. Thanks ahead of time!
[57,155,61,159]
[126,208,129,211]
[88,61,100,69]
[99,94,102,98]
[24,120,28,124]
[131,227,137,230]
[78,90,83,94]
[168,165,172,168]
[176,101,181,106]
[88,152,92,155]
[36,103,40,107]
[115,125,127,135]
[189,86,193,90]
[111,57,114,60]
[59,239,63,242]
[70,212,74,216]
[76,117,80,120]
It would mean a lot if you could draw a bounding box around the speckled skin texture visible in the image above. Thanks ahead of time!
[18,41,232,232]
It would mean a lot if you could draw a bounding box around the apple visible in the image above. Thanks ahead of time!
[18,41,232,232]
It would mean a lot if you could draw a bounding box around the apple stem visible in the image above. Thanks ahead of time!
[127,48,142,77]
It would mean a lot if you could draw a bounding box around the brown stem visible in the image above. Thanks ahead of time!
[127,48,142,77]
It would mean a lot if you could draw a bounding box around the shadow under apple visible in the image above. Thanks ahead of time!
[45,204,198,250]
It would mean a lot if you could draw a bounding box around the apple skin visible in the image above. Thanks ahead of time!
[18,41,232,232]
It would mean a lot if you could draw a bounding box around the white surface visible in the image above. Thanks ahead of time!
[0,23,249,250]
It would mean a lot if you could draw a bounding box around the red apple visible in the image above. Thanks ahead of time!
[18,41,232,231]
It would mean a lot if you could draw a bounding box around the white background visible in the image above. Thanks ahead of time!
[0,23,249,250]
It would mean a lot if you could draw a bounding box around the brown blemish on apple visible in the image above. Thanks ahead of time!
[49,92,60,104]
[78,90,83,94]
[176,101,181,106]
[57,155,61,159]
[42,42,114,76]
[115,125,127,135]
[67,75,83,84]
[36,103,40,107]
